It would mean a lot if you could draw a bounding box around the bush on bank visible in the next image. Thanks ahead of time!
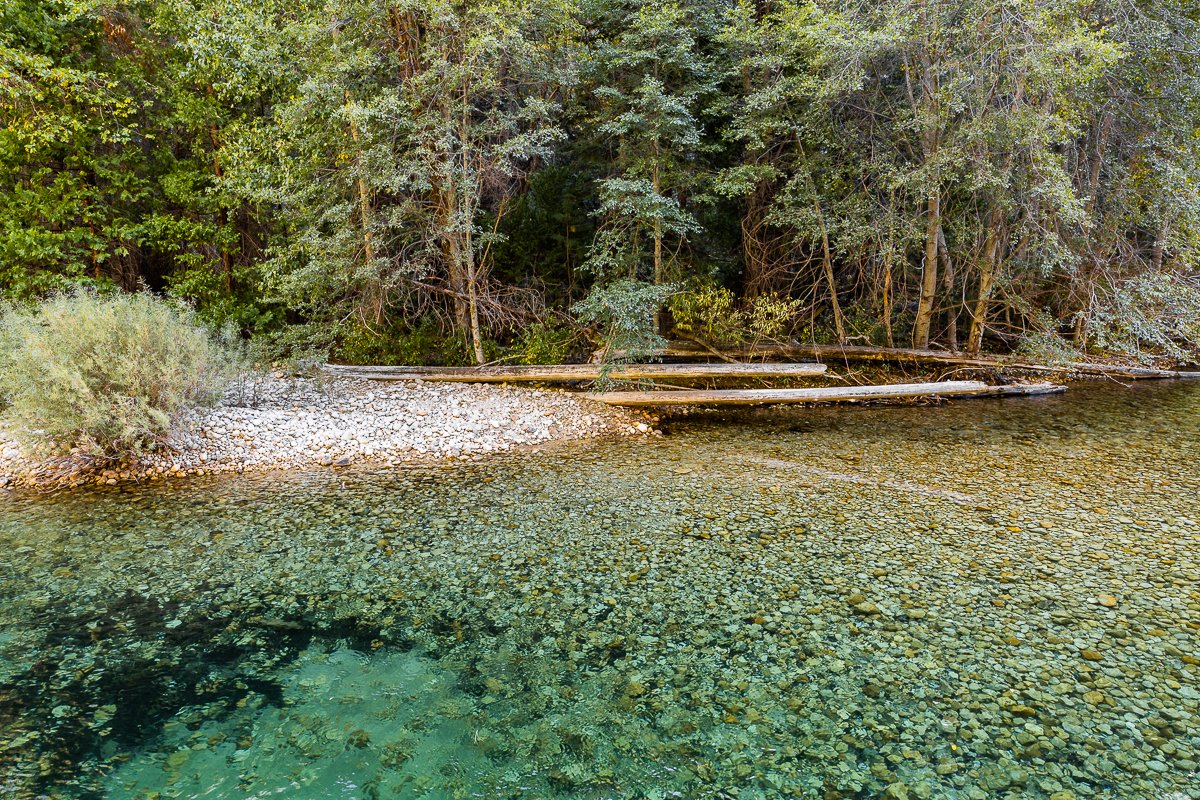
[0,291,239,460]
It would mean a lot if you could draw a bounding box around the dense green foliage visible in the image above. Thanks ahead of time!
[2,0,1198,363]
[0,291,235,457]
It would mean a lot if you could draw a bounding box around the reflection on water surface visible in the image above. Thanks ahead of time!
[1,382,1198,799]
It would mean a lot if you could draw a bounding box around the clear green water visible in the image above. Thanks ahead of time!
[1,383,1198,799]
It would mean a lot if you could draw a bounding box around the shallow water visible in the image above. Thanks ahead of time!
[1,383,1198,799]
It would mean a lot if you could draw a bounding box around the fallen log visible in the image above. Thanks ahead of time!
[323,361,827,382]
[588,380,1065,407]
[978,382,1068,397]
[641,341,1200,381]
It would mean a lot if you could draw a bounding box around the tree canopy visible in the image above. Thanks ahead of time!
[3,0,1198,364]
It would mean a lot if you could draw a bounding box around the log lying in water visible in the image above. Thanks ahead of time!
[981,382,1069,397]
[589,381,1065,407]
[323,361,827,382]
[649,341,1200,380]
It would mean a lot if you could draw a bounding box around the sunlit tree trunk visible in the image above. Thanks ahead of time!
[908,35,942,350]
[914,190,941,348]
[967,207,1003,355]
[460,78,485,365]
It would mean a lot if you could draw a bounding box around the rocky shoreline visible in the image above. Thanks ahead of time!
[0,376,657,489]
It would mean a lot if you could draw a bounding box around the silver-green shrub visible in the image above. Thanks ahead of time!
[1087,273,1200,363]
[0,291,237,459]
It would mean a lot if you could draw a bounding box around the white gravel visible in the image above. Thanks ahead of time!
[0,376,656,488]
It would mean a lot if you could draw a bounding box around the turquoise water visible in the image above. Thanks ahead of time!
[1,382,1198,799]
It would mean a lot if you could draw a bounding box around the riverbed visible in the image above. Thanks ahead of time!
[1,382,1197,799]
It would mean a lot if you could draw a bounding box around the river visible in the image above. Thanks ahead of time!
[1,382,1197,799]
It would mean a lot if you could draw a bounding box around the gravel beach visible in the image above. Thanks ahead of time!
[0,376,655,488]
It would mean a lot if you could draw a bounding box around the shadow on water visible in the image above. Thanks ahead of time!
[2,586,397,799]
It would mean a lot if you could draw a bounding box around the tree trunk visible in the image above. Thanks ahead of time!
[460,79,485,365]
[913,191,941,349]
[333,19,382,325]
[388,5,421,80]
[346,107,382,325]
[881,190,896,347]
[967,207,1003,355]
[795,137,846,344]
[436,185,470,333]
[433,70,470,335]
[739,53,776,299]
[1073,311,1089,349]
[1084,111,1113,216]
[813,193,846,344]
[464,240,485,365]
[907,31,941,350]
[938,225,957,351]
[882,249,895,348]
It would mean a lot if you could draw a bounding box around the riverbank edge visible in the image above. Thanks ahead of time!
[0,377,659,491]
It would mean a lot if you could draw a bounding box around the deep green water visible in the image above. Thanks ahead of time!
[1,383,1198,799]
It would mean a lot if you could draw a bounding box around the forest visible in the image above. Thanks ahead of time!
[3,0,1199,366]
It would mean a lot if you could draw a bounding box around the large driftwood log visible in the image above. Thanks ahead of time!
[322,362,827,382]
[642,341,1200,380]
[588,381,1066,407]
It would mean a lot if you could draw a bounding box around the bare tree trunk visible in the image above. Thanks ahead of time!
[882,249,895,348]
[967,207,1003,355]
[813,193,846,343]
[346,108,382,325]
[460,80,485,365]
[435,182,469,332]
[881,189,896,347]
[464,233,485,365]
[913,191,941,349]
[433,67,470,335]
[938,225,957,351]
[1073,310,1089,348]
[906,36,941,350]
[739,53,775,300]
[388,5,421,80]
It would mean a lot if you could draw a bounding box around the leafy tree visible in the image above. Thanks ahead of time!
[220,0,579,363]
[582,0,715,331]
[0,0,141,296]
[0,0,1197,364]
